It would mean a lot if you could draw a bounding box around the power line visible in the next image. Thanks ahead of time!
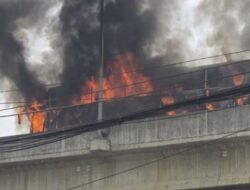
[0,71,246,150]
[0,83,249,150]
[0,105,22,112]
[0,91,245,146]
[0,100,245,150]
[0,49,249,95]
[0,80,245,148]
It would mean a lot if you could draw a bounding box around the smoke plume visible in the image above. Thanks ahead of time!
[196,0,250,53]
[0,0,55,102]
[0,0,189,103]
[58,0,187,99]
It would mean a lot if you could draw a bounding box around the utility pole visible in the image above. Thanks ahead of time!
[98,0,104,121]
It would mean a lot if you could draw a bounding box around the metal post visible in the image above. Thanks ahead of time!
[98,0,104,121]
[204,69,208,133]
[204,69,208,112]
[204,69,208,95]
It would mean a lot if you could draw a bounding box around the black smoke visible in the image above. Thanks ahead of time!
[0,0,232,105]
[1,0,246,131]
[103,0,158,58]
[0,0,188,108]
[58,0,194,102]
[59,0,100,97]
[0,0,49,102]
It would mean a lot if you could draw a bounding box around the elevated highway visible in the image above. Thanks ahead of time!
[1,105,250,190]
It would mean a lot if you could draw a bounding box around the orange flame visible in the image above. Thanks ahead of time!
[18,100,45,133]
[236,96,248,106]
[206,103,216,111]
[18,52,153,133]
[166,110,176,116]
[72,77,98,105]
[73,52,153,104]
[233,74,245,86]
[28,101,45,133]
[161,95,174,105]
[228,65,245,86]
[161,94,176,116]
[204,88,216,111]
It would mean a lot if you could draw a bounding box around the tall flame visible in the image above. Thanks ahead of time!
[73,52,153,104]
[28,101,46,133]
[18,100,46,133]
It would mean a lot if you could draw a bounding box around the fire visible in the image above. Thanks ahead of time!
[15,53,250,134]
[228,65,245,86]
[18,100,46,133]
[236,96,248,106]
[73,52,153,104]
[166,110,176,116]
[206,103,216,111]
[161,94,176,116]
[228,65,248,106]
[204,89,216,111]
[233,74,245,86]
[161,95,174,105]
[72,77,98,105]
[19,52,154,133]
[28,101,46,133]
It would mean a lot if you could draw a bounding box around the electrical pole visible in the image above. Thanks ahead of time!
[98,0,104,121]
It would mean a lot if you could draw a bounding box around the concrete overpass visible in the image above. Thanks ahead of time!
[1,105,250,190]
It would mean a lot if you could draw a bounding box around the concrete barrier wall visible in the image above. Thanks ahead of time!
[0,105,250,163]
